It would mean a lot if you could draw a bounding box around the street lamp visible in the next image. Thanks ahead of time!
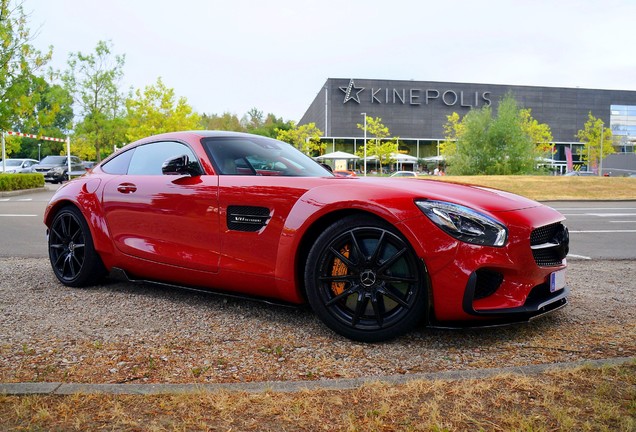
[361,112,367,176]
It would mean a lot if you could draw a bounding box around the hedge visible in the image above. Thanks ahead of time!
[0,173,45,192]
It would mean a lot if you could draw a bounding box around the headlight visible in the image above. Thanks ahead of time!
[51,167,65,174]
[416,200,508,247]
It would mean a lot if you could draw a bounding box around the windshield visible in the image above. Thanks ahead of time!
[5,160,22,166]
[39,156,67,165]
[203,136,333,177]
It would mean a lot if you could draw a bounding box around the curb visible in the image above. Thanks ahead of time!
[1,357,633,396]
[0,187,47,197]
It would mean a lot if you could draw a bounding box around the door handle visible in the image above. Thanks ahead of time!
[117,183,137,194]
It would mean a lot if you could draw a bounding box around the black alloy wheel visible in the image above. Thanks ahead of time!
[305,215,426,342]
[48,206,106,287]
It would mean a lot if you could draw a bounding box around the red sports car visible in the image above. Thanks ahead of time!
[44,131,569,342]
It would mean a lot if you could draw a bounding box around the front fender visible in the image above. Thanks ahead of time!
[273,183,425,302]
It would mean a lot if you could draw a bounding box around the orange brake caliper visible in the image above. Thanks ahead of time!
[331,244,350,295]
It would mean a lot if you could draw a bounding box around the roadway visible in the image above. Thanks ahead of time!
[0,186,635,259]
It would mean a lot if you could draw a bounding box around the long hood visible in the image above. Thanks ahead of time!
[353,177,542,213]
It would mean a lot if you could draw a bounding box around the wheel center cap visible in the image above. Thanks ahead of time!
[360,269,376,287]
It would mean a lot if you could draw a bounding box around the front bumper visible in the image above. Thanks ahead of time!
[462,271,569,319]
[401,203,569,324]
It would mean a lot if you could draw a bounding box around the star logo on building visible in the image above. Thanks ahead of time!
[339,79,365,104]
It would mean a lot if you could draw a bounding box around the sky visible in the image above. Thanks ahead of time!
[24,0,636,122]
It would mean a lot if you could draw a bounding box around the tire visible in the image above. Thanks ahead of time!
[48,206,107,287]
[305,215,426,342]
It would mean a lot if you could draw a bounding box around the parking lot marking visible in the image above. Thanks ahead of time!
[0,214,38,217]
[569,229,636,233]
[586,213,636,217]
[567,254,592,260]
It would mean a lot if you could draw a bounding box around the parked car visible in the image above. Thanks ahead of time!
[0,158,39,173]
[44,131,569,342]
[564,170,596,176]
[333,170,357,177]
[32,155,85,183]
[390,171,418,177]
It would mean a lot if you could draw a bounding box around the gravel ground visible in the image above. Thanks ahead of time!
[1,258,634,385]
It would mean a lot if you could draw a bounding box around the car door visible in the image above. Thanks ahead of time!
[101,141,220,273]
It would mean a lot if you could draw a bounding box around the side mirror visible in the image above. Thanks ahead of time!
[162,155,203,176]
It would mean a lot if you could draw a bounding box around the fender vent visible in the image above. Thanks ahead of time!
[227,206,271,232]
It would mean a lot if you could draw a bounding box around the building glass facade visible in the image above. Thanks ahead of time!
[611,105,636,152]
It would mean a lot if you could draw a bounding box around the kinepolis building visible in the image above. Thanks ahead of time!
[299,78,636,174]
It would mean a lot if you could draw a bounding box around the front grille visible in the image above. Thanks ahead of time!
[530,222,569,267]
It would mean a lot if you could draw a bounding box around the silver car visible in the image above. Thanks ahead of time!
[0,158,39,173]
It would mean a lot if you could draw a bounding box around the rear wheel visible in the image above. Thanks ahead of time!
[305,215,426,342]
[48,206,106,287]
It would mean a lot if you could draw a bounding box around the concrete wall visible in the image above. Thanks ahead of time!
[299,78,636,143]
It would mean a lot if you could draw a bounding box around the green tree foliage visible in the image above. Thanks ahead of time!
[0,0,55,155]
[63,40,127,161]
[576,111,614,166]
[276,122,324,155]
[125,77,202,142]
[520,108,553,154]
[201,112,244,131]
[442,93,549,175]
[356,116,398,169]
[239,108,291,138]
[243,107,264,130]
[11,76,73,158]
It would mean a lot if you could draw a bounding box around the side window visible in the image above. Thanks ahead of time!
[101,149,135,175]
[128,141,199,175]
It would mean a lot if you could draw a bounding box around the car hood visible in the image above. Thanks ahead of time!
[356,178,542,213]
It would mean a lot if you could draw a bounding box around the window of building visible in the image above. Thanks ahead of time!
[610,105,636,152]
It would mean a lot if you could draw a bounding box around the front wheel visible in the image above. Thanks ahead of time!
[305,215,427,342]
[48,206,106,287]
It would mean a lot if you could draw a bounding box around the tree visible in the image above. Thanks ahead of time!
[442,93,550,175]
[249,113,293,138]
[200,112,244,132]
[63,40,127,161]
[243,107,264,130]
[356,116,398,170]
[576,112,614,169]
[520,108,553,154]
[276,122,324,155]
[125,77,201,142]
[9,75,73,158]
[0,0,53,140]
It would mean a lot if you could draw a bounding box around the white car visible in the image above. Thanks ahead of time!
[0,158,39,173]
[390,171,418,178]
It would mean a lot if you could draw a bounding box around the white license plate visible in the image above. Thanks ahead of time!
[550,269,566,293]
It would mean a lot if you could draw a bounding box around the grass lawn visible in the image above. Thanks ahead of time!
[426,175,636,201]
[1,363,634,431]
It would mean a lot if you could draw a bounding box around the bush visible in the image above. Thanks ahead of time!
[0,173,45,191]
